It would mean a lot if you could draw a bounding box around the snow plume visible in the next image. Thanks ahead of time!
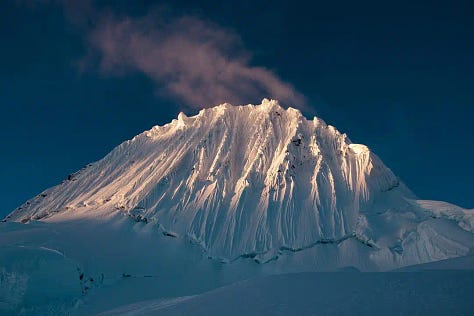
[83,13,305,109]
[20,2,304,108]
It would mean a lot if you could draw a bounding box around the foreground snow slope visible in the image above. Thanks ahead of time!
[0,219,264,315]
[100,270,474,316]
[1,220,473,315]
[5,100,474,269]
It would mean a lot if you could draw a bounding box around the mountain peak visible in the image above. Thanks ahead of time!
[5,100,473,269]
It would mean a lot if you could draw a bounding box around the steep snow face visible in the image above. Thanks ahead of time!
[5,99,472,266]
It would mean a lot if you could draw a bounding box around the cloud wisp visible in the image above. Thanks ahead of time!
[84,13,305,109]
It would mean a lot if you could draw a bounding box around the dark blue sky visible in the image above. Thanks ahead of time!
[1,0,473,217]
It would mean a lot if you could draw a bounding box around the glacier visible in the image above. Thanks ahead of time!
[1,99,473,314]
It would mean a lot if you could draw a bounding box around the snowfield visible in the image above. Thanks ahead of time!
[1,100,473,314]
[100,269,474,315]
[1,219,473,315]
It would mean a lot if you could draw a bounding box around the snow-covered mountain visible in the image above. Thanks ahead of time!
[5,99,474,269]
[2,99,474,314]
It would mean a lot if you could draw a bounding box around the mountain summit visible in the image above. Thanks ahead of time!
[5,99,474,269]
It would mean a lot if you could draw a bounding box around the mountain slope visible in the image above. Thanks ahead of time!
[100,270,474,316]
[5,99,474,269]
